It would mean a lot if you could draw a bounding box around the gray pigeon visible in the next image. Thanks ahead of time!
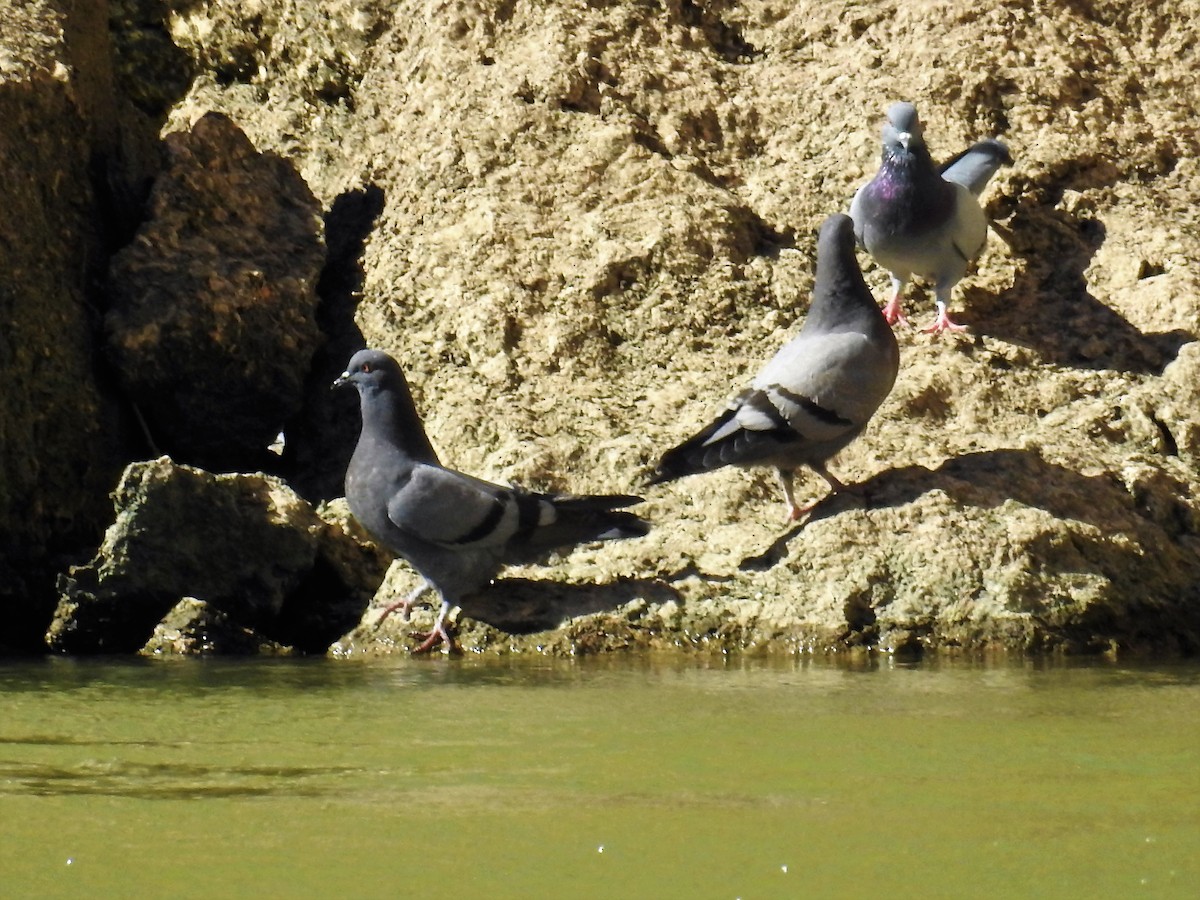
[334,349,650,653]
[849,101,1013,334]
[649,213,899,520]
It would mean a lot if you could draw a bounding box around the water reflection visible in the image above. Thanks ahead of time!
[2,655,1198,897]
[0,758,359,799]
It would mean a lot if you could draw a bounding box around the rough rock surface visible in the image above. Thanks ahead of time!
[6,0,1200,656]
[0,1,130,649]
[105,111,326,472]
[142,597,293,655]
[48,458,388,653]
[162,0,1199,656]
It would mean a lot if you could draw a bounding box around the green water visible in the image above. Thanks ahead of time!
[1,656,1198,898]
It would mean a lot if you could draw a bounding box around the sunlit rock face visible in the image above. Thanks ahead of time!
[48,458,387,654]
[6,1,1200,654]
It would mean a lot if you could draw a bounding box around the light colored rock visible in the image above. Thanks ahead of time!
[142,597,293,656]
[48,458,388,654]
[45,1,1200,654]
[167,0,1200,655]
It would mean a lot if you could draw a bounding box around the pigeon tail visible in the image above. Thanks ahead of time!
[545,492,650,542]
[650,406,798,485]
[548,493,644,512]
[649,413,731,484]
[506,492,650,561]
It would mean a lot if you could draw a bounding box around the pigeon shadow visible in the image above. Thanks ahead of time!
[457,576,681,635]
[974,155,1194,375]
[844,449,1136,522]
[280,184,385,500]
[738,447,1170,571]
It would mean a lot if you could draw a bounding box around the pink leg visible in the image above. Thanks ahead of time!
[374,580,431,626]
[778,467,846,521]
[921,299,968,335]
[411,601,461,655]
[881,295,909,328]
[881,277,909,328]
[777,469,803,521]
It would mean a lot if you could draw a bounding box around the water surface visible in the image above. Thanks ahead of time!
[2,655,1198,897]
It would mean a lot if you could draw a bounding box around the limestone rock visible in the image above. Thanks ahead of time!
[247,0,1194,657]
[0,2,129,648]
[48,458,388,654]
[9,0,1200,656]
[105,112,325,472]
[142,597,293,656]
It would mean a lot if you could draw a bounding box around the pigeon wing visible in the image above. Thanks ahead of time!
[749,331,891,437]
[946,185,989,269]
[939,139,1012,196]
[386,463,530,549]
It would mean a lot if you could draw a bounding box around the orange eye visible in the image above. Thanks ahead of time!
[360,362,372,373]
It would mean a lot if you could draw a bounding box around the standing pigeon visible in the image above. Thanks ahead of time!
[334,349,649,653]
[649,213,899,520]
[849,101,1013,334]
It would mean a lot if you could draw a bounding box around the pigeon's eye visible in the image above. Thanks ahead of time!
[360,362,372,373]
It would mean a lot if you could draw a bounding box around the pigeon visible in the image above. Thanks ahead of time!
[849,101,1013,334]
[649,213,899,520]
[333,349,650,653]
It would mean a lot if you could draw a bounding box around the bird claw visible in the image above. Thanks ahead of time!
[785,475,850,521]
[785,502,814,522]
[880,298,909,328]
[372,583,433,629]
[374,598,415,626]
[920,312,969,334]
[410,622,461,655]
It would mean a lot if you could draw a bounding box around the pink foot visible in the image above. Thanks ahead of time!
[785,489,844,521]
[881,297,909,328]
[786,501,816,522]
[410,607,460,655]
[411,624,460,655]
[921,310,969,334]
[377,597,416,623]
[373,583,431,627]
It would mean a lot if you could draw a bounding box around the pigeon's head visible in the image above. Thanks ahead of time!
[882,101,924,154]
[332,349,405,393]
[817,213,856,256]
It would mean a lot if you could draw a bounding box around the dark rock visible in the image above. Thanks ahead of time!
[142,597,292,656]
[47,458,388,654]
[0,4,132,649]
[280,185,384,502]
[105,112,325,472]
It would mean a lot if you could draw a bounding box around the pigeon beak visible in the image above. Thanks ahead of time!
[896,131,912,149]
[332,371,352,390]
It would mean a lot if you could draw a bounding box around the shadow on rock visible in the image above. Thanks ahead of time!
[842,448,1140,524]
[282,184,386,501]
[975,155,1194,375]
[456,576,681,635]
[742,446,1186,570]
[104,113,327,473]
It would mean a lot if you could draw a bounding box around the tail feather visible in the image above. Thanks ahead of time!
[548,493,644,512]
[591,511,652,541]
[649,411,734,485]
[939,138,1013,195]
[650,410,796,485]
[505,492,649,563]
